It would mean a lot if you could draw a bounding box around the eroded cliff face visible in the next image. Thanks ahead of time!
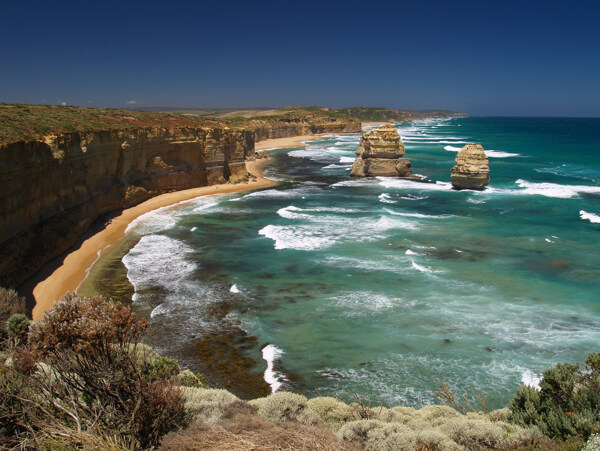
[0,126,254,287]
[251,117,361,141]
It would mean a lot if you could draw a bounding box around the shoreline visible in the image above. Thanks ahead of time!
[31,134,333,321]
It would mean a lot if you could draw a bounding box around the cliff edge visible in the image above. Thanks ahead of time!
[0,105,254,288]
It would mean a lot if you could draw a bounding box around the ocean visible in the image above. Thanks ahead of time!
[94,117,600,408]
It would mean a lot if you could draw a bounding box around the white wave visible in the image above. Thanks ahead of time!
[230,284,240,293]
[384,207,451,219]
[379,193,396,204]
[580,210,600,223]
[259,225,335,250]
[339,156,356,163]
[444,145,462,151]
[411,260,432,273]
[378,177,453,191]
[277,205,313,220]
[515,179,600,199]
[467,198,486,204]
[192,202,219,212]
[322,164,350,169]
[405,249,417,255]
[123,235,197,309]
[485,150,520,158]
[125,196,225,234]
[521,370,541,390]
[260,211,416,251]
[277,205,358,220]
[437,140,469,144]
[545,238,555,243]
[400,194,428,200]
[126,206,180,235]
[190,227,197,231]
[262,344,285,393]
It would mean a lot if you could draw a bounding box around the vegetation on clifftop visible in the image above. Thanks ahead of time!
[1,291,595,450]
[0,104,218,145]
[0,103,467,145]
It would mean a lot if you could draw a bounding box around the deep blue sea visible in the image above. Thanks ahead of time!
[120,117,600,407]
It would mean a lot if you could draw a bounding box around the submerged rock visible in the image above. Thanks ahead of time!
[350,125,415,177]
[451,143,490,190]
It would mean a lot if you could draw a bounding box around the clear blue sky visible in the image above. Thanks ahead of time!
[1,0,599,116]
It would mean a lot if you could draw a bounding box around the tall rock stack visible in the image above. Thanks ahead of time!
[450,143,490,190]
[350,125,414,177]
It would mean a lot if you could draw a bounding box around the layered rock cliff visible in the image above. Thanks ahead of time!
[350,125,414,177]
[450,143,490,190]
[0,125,254,288]
[249,117,361,142]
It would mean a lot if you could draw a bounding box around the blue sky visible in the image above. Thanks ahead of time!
[1,0,599,116]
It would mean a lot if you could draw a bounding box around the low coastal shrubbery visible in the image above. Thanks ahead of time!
[0,293,204,449]
[510,352,600,440]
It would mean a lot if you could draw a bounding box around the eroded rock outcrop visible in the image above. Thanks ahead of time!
[450,143,490,190]
[0,126,254,287]
[350,125,413,177]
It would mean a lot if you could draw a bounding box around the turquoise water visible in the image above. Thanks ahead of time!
[123,117,600,408]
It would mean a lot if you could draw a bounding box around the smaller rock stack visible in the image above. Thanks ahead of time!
[350,125,414,178]
[450,144,490,190]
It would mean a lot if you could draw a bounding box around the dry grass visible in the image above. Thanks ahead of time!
[159,400,360,451]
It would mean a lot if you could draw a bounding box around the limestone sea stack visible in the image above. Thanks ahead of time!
[350,125,414,177]
[450,143,490,190]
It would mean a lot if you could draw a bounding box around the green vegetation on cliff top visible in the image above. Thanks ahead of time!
[0,103,466,145]
[0,103,217,145]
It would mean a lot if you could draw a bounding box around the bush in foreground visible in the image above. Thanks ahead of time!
[0,293,186,449]
[510,352,600,440]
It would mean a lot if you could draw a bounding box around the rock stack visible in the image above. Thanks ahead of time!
[450,144,490,190]
[350,125,414,177]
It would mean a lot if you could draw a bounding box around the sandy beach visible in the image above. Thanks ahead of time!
[361,121,395,127]
[32,135,332,321]
[255,134,329,151]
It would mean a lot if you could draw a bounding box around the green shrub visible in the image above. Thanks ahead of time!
[250,392,318,425]
[364,423,417,450]
[509,353,600,440]
[25,294,185,448]
[178,369,209,388]
[182,387,239,423]
[0,288,25,344]
[6,314,30,342]
[338,419,386,444]
[416,428,462,450]
[151,356,180,380]
[307,396,356,431]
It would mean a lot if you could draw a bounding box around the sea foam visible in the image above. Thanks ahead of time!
[515,180,600,199]
[262,344,285,393]
[580,210,600,223]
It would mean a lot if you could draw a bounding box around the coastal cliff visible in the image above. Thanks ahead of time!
[0,113,254,288]
[250,117,361,142]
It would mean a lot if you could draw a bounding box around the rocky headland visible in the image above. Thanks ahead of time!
[450,143,490,190]
[0,104,465,299]
[350,125,415,177]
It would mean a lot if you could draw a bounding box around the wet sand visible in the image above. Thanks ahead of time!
[32,159,275,320]
[32,133,335,321]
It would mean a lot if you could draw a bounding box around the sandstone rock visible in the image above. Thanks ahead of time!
[350,125,414,178]
[0,126,254,287]
[450,143,490,190]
